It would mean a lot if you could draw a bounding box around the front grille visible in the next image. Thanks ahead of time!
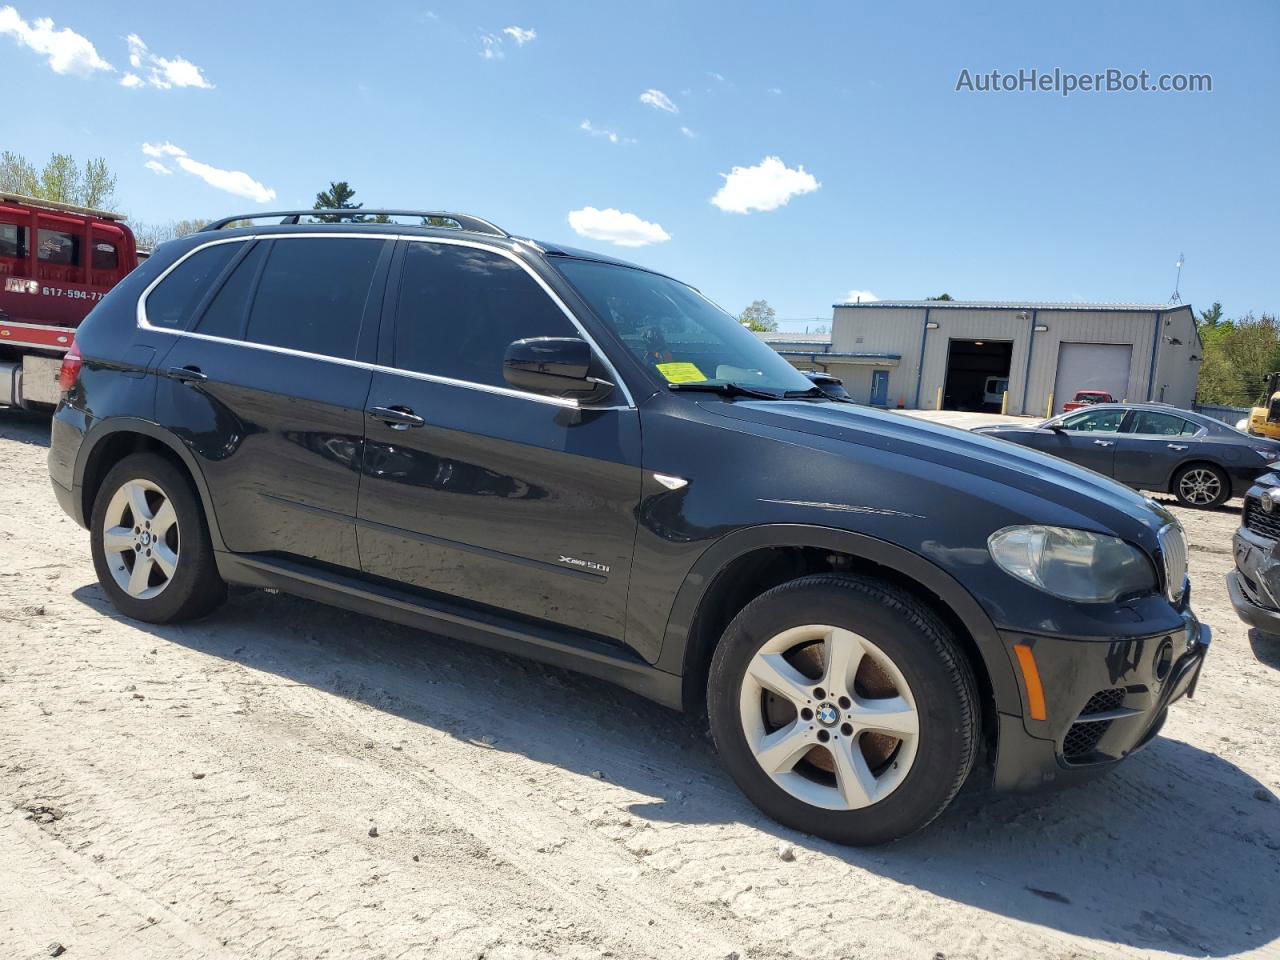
[1157,523,1188,603]
[1063,720,1110,760]
[1062,687,1126,763]
[1080,687,1126,715]
[1244,499,1280,541]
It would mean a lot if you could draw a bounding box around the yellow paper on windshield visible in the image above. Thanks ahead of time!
[656,362,706,384]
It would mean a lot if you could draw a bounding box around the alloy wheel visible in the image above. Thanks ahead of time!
[739,624,920,811]
[1178,468,1221,506]
[101,478,180,600]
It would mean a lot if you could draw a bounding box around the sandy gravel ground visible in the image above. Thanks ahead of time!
[1,409,1277,960]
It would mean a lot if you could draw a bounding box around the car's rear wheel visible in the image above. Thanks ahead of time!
[90,453,226,622]
[1172,463,1229,509]
[707,574,978,845]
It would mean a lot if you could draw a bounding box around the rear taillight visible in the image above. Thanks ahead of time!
[58,344,82,392]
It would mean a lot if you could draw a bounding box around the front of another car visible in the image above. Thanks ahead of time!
[1229,470,1280,635]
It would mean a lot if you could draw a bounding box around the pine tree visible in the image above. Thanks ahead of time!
[313,181,363,223]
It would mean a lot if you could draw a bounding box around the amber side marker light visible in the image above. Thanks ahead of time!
[1012,642,1048,721]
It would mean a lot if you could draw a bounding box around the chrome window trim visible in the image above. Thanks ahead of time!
[398,234,634,408]
[135,232,635,411]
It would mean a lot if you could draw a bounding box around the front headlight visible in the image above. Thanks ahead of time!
[988,525,1156,603]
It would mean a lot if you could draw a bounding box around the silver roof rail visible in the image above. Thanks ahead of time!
[201,210,507,237]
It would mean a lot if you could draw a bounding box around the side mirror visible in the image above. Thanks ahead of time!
[1045,422,1064,432]
[503,337,614,403]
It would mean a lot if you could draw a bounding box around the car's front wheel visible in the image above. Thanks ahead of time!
[707,574,979,845]
[1172,462,1230,509]
[90,452,226,623]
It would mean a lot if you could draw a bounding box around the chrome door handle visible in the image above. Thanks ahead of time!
[166,365,207,385]
[1167,444,1188,451]
[367,405,425,430]
[1092,439,1114,447]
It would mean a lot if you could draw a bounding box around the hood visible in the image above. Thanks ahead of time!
[699,399,1175,541]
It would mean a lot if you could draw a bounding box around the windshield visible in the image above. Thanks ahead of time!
[553,258,814,394]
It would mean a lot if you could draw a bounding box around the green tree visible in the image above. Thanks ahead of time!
[0,150,117,209]
[130,218,211,251]
[313,181,364,222]
[1195,311,1280,406]
[738,299,778,332]
[926,293,954,301]
[1197,301,1224,327]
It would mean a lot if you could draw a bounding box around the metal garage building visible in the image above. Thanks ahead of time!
[806,301,1202,415]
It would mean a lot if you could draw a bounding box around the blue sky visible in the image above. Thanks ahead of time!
[7,0,1278,328]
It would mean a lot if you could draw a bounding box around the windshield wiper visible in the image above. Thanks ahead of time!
[668,382,786,401]
[782,386,828,399]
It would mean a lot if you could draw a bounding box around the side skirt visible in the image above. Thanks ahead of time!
[214,551,684,711]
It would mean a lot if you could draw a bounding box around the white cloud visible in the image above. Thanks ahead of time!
[680,126,696,139]
[125,34,212,89]
[480,33,503,59]
[144,159,172,175]
[710,155,820,214]
[639,88,678,113]
[120,72,143,88]
[140,142,275,203]
[141,141,184,158]
[707,71,725,83]
[503,25,535,45]
[0,6,112,75]
[567,207,670,247]
[767,87,782,95]
[580,120,633,145]
[843,289,879,303]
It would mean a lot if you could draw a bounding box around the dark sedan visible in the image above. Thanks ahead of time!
[974,403,1280,508]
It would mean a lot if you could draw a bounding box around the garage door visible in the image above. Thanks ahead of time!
[1053,342,1132,413]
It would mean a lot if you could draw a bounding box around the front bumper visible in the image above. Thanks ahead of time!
[1229,524,1280,634]
[991,604,1209,792]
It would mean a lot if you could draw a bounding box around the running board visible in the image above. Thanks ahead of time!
[215,551,683,710]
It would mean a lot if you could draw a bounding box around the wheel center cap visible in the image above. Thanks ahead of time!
[139,532,151,546]
[816,702,839,727]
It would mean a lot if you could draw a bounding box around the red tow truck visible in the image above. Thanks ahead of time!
[1,192,139,408]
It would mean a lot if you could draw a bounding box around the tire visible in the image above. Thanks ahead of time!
[1171,462,1230,509]
[90,452,226,623]
[707,574,978,845]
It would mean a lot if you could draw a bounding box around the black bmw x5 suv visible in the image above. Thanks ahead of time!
[48,210,1209,844]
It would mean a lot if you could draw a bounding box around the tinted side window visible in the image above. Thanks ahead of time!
[92,241,118,270]
[1128,411,1196,436]
[145,242,242,328]
[394,242,576,387]
[0,222,25,258]
[244,238,382,359]
[194,242,268,340]
[1062,409,1125,432]
[38,229,79,265]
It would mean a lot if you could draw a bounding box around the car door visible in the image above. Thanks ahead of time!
[1039,407,1128,476]
[1114,409,1202,490]
[356,238,643,646]
[154,234,392,567]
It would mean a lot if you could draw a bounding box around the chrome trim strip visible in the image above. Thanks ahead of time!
[355,515,606,582]
[134,232,635,411]
[1157,522,1188,603]
[759,498,925,519]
